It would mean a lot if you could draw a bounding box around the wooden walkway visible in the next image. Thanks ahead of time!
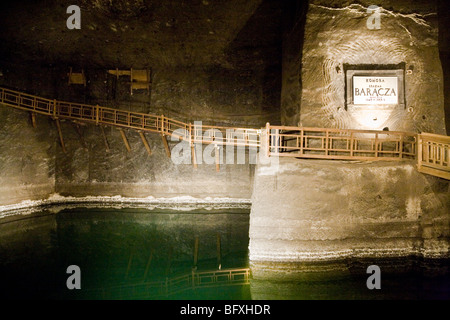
[0,86,449,179]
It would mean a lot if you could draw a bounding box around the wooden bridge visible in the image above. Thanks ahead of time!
[0,86,449,179]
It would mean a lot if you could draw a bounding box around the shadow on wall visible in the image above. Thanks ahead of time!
[224,0,284,124]
[438,0,450,135]
[280,0,309,126]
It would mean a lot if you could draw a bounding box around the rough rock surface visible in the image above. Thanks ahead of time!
[249,157,450,262]
[282,0,446,134]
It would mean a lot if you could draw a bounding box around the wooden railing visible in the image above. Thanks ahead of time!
[266,125,417,161]
[0,86,261,148]
[1,86,449,179]
[417,133,450,180]
[85,268,250,299]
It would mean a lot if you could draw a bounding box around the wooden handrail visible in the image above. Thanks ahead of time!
[0,86,260,148]
[1,86,449,179]
[417,133,450,180]
[267,125,417,161]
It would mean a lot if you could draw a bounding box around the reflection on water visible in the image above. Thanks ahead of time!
[0,206,448,300]
[0,207,251,300]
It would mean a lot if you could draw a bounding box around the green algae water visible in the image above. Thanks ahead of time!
[0,206,448,300]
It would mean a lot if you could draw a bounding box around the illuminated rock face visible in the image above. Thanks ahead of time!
[249,157,450,263]
[0,108,55,206]
[284,0,446,134]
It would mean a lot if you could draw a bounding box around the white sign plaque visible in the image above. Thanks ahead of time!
[353,76,398,105]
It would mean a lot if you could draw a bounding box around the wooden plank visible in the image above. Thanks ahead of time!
[418,165,450,180]
[161,134,171,158]
[420,132,450,144]
[119,128,131,152]
[139,131,152,156]
[55,119,67,153]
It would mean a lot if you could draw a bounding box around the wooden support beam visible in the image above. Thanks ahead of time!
[161,134,171,158]
[55,119,66,153]
[100,126,110,152]
[215,145,220,172]
[30,112,37,128]
[139,131,152,156]
[191,145,198,169]
[119,128,131,152]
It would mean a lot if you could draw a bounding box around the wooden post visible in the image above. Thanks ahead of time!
[216,233,222,270]
[191,145,198,169]
[30,112,37,128]
[215,145,220,172]
[53,99,57,118]
[299,128,304,156]
[100,126,110,152]
[55,119,66,153]
[193,236,199,269]
[374,133,378,158]
[350,132,354,157]
[161,134,171,158]
[95,105,99,125]
[424,139,429,164]
[139,131,152,156]
[119,128,131,152]
[399,134,404,159]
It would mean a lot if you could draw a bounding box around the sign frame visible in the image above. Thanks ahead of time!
[345,68,405,110]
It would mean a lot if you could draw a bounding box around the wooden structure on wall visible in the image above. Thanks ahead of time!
[107,68,151,95]
[417,133,450,180]
[67,67,86,86]
[0,86,449,179]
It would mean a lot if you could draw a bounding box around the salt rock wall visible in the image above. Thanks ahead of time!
[284,0,446,134]
[0,108,55,205]
[54,122,256,200]
[0,59,276,205]
[249,157,450,262]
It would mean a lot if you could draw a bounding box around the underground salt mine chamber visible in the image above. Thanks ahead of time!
[0,0,449,300]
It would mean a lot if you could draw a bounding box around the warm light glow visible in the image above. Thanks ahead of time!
[350,106,393,130]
